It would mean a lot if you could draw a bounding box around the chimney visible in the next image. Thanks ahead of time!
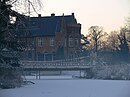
[72,13,74,16]
[38,14,41,17]
[51,13,55,16]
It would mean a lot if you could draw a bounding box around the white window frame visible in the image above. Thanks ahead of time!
[75,38,79,47]
[69,38,74,47]
[38,37,43,47]
[50,38,55,47]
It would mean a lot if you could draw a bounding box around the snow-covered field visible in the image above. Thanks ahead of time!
[0,76,130,97]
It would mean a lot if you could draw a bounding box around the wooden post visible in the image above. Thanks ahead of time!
[36,71,38,79]
[80,70,82,78]
[83,70,87,78]
[39,71,41,79]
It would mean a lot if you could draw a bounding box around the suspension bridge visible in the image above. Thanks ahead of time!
[19,56,104,79]
[21,60,92,71]
[20,55,106,71]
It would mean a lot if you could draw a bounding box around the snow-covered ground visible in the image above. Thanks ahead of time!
[0,76,130,97]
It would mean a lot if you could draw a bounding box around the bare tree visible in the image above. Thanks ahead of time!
[125,13,130,43]
[81,34,89,49]
[125,13,130,30]
[118,27,129,62]
[88,26,105,53]
[6,0,43,16]
[107,31,119,51]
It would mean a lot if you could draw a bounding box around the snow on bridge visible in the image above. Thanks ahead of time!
[20,59,95,79]
[20,60,93,71]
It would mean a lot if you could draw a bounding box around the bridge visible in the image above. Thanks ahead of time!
[0,56,106,79]
[21,60,93,71]
[20,55,107,71]
[20,57,95,79]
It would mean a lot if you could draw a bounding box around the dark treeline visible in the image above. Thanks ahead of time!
[81,18,130,65]
[81,24,130,80]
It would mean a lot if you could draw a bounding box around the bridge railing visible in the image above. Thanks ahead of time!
[20,60,92,69]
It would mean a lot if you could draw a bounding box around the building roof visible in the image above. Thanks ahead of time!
[23,13,77,36]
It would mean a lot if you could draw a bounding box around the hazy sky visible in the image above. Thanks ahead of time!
[41,0,130,34]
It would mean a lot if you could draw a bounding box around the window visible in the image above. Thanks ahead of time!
[37,53,44,61]
[38,37,43,47]
[75,38,79,47]
[28,51,32,58]
[64,39,66,47]
[50,38,55,46]
[69,38,74,47]
[71,28,75,33]
[44,54,53,61]
[32,38,34,47]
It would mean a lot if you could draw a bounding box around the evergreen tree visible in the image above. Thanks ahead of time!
[0,0,24,89]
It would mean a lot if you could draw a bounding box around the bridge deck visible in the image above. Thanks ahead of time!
[21,61,92,71]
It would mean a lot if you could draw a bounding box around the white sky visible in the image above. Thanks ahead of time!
[41,0,130,35]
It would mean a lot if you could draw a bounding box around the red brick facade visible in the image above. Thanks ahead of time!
[19,13,81,61]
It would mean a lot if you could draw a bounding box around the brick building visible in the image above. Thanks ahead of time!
[17,13,81,61]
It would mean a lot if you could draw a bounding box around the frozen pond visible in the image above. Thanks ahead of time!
[0,76,130,97]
